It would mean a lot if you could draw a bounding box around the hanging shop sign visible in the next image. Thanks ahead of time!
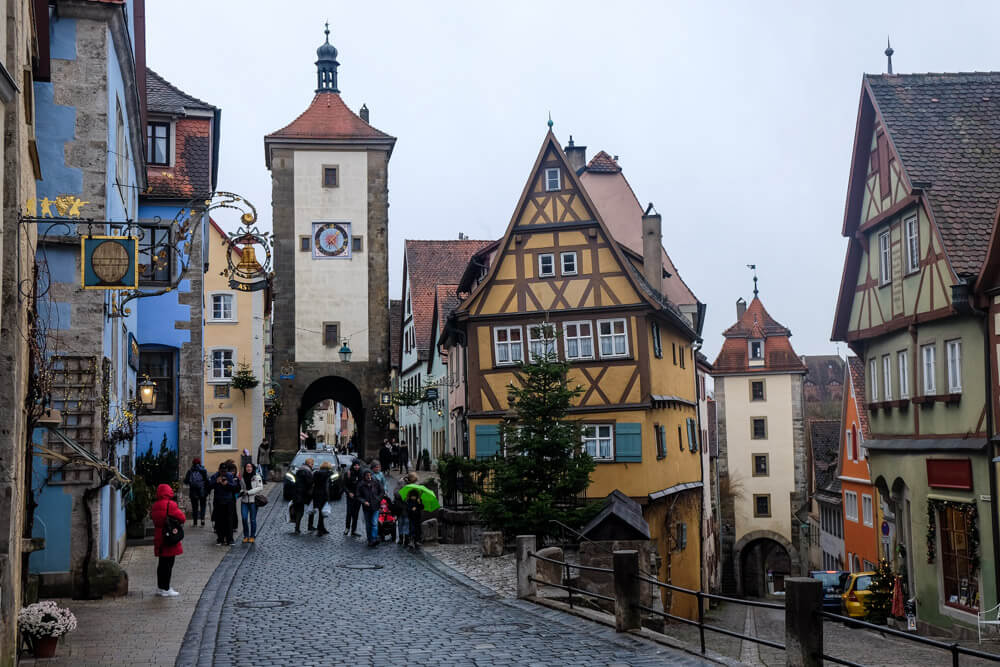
[128,333,140,371]
[223,213,273,292]
[81,236,138,290]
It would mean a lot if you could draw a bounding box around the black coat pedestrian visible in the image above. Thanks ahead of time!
[293,465,314,505]
[378,444,392,471]
[312,468,332,507]
[212,473,236,505]
[356,476,381,510]
[343,465,361,496]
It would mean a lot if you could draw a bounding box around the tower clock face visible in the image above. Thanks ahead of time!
[312,222,351,258]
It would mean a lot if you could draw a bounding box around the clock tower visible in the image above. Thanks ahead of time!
[265,24,395,456]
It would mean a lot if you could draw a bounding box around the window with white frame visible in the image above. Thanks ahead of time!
[946,339,962,393]
[210,293,234,321]
[882,354,892,401]
[597,319,628,358]
[538,253,555,277]
[563,321,594,360]
[582,424,613,460]
[922,344,936,395]
[544,167,561,192]
[862,494,874,527]
[869,357,879,401]
[493,326,523,365]
[560,251,577,275]
[528,323,556,361]
[878,230,891,284]
[846,429,854,461]
[211,417,233,448]
[898,350,909,398]
[749,339,764,361]
[844,490,859,522]
[905,215,919,273]
[210,348,235,382]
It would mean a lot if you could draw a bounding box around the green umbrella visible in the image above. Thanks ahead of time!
[398,484,440,512]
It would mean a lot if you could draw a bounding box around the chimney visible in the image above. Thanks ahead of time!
[736,297,747,320]
[360,104,369,123]
[564,135,587,174]
[641,203,662,292]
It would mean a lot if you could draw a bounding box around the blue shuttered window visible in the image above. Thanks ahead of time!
[475,424,500,460]
[615,422,642,462]
[686,417,698,452]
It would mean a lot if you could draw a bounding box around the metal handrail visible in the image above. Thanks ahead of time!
[528,577,616,603]
[528,551,613,574]
[634,574,785,610]
[818,611,1000,665]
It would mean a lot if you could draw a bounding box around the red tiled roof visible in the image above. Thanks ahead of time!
[712,297,806,374]
[266,93,394,142]
[586,150,621,173]
[847,356,870,438]
[435,285,460,338]
[404,240,493,356]
[389,300,402,370]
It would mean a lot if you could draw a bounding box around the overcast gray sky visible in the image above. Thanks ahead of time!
[147,1,1000,362]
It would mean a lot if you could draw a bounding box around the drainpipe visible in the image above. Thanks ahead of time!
[955,281,1000,606]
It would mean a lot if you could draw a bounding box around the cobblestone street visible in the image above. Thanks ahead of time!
[179,496,712,667]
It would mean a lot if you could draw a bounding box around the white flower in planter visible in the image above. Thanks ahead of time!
[17,601,78,638]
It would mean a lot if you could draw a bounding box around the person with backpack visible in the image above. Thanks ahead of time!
[150,484,186,596]
[182,458,208,526]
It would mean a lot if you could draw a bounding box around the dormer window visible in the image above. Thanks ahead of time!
[749,339,764,361]
[147,121,170,166]
[544,168,561,192]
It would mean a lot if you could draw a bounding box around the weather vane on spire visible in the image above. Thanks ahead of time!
[547,111,553,129]
[885,37,894,75]
[747,264,759,298]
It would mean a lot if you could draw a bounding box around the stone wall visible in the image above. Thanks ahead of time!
[177,216,204,474]
[790,373,808,575]
[715,377,737,595]
[577,541,664,630]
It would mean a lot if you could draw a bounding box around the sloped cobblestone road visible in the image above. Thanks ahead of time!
[178,496,713,667]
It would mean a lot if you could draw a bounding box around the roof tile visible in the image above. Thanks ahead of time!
[586,150,622,173]
[146,68,215,114]
[712,297,806,374]
[847,356,870,438]
[867,72,1000,275]
[266,93,393,142]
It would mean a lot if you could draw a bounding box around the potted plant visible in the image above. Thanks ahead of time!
[18,600,77,657]
[230,360,259,402]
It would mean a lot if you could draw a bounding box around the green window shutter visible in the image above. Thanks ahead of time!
[475,425,500,460]
[615,422,642,462]
[686,418,698,452]
[652,322,662,359]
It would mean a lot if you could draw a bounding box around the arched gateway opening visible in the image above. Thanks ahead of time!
[298,376,364,451]
[734,530,798,598]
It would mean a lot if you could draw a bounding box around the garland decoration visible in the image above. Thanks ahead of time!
[926,498,979,571]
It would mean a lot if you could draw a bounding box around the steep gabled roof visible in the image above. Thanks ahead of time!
[404,240,493,357]
[146,68,215,114]
[389,300,402,371]
[712,297,806,374]
[586,150,622,173]
[846,356,870,438]
[865,72,1000,277]
[811,419,842,496]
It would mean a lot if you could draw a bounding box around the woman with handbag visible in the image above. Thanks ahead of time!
[239,463,264,543]
[150,484,186,597]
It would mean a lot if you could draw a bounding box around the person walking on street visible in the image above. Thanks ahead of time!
[239,463,263,543]
[378,440,392,474]
[398,440,410,473]
[312,461,333,536]
[182,457,208,526]
[371,461,387,498]
[357,469,381,547]
[257,439,271,483]
[343,460,362,536]
[291,457,314,534]
[212,471,237,546]
[150,484,186,596]
[405,488,424,549]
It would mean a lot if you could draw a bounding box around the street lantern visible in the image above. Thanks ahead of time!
[139,376,158,406]
[338,340,352,363]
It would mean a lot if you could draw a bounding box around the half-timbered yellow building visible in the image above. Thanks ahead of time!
[454,131,705,618]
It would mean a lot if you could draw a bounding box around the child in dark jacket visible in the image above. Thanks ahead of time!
[405,489,424,549]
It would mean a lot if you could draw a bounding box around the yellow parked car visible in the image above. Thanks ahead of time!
[840,571,875,619]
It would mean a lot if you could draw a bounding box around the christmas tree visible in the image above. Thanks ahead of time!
[477,337,598,540]
[864,558,894,625]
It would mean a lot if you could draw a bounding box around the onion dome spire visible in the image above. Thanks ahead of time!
[316,22,340,93]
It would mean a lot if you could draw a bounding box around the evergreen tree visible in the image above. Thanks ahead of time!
[478,338,597,539]
[864,558,895,625]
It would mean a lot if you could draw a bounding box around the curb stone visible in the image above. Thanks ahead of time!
[174,485,282,667]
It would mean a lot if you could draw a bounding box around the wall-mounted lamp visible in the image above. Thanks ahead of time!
[139,375,158,407]
[339,340,352,363]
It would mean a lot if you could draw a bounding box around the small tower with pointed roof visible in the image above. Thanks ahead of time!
[264,26,397,459]
[711,293,808,597]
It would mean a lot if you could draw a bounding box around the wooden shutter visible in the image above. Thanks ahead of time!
[686,418,698,452]
[475,424,500,460]
[615,423,642,462]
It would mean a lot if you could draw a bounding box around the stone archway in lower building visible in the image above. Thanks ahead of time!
[734,530,800,597]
